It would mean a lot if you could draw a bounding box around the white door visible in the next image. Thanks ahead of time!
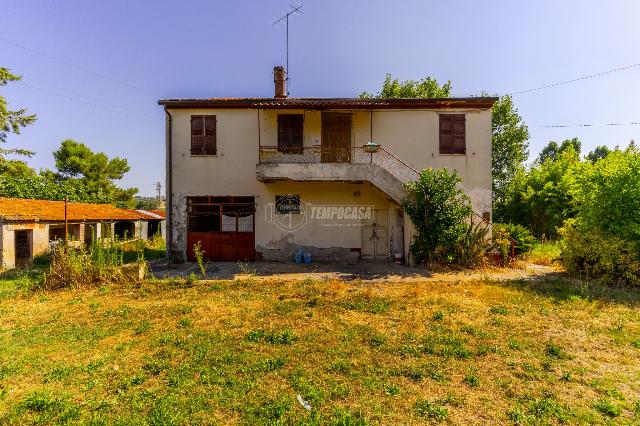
[361,209,389,260]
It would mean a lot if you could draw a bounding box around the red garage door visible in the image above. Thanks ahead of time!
[186,196,255,262]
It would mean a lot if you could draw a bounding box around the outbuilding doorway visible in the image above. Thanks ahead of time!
[14,230,32,266]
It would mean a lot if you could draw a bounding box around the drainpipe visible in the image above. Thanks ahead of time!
[164,106,173,260]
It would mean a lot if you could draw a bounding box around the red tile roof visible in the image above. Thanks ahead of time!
[0,198,145,222]
[134,209,166,220]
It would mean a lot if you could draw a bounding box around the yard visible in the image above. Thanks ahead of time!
[0,266,639,424]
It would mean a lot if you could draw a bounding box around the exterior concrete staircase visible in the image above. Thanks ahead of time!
[256,162,408,204]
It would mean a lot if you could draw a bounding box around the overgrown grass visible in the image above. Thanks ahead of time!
[0,274,639,424]
[526,241,561,265]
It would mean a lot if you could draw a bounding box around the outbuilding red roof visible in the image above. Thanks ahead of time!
[0,198,145,222]
[134,209,166,220]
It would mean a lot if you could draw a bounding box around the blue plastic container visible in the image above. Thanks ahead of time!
[303,252,312,264]
[294,249,304,264]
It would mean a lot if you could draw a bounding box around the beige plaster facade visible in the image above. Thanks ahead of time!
[164,102,493,264]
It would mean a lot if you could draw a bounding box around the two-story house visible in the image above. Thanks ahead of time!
[159,67,496,264]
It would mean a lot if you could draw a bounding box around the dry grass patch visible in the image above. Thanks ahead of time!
[0,273,639,424]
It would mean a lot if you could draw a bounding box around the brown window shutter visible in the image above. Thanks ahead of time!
[278,114,303,153]
[452,114,466,154]
[289,115,303,153]
[191,116,204,155]
[204,116,217,155]
[439,114,453,154]
[439,114,465,154]
[277,115,289,151]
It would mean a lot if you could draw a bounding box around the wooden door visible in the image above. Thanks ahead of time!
[321,112,351,163]
[186,196,255,262]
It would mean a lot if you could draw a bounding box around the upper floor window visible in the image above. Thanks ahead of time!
[439,114,466,154]
[191,115,216,155]
[277,114,303,154]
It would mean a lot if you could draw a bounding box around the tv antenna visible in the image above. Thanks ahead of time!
[272,4,303,92]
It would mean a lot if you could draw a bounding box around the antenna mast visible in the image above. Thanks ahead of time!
[272,4,303,93]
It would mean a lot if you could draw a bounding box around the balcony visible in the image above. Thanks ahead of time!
[256,145,419,204]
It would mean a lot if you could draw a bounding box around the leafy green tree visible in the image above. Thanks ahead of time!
[135,197,161,210]
[53,139,130,181]
[0,67,36,171]
[51,139,137,207]
[490,94,529,209]
[402,168,472,264]
[0,139,137,208]
[586,145,611,163]
[560,146,640,284]
[537,138,581,163]
[0,159,36,177]
[568,148,640,243]
[497,146,580,237]
[359,73,452,99]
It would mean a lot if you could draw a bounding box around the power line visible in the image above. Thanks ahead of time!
[15,80,156,122]
[0,36,153,95]
[22,76,145,115]
[535,122,640,128]
[509,62,640,95]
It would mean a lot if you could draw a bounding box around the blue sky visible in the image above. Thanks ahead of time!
[2,0,639,195]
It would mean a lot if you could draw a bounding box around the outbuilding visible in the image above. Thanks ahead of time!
[0,197,165,268]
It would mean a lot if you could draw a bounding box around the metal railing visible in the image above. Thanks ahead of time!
[258,144,518,260]
[259,145,420,184]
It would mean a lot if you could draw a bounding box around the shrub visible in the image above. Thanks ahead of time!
[450,220,493,267]
[494,223,536,255]
[403,168,472,265]
[560,222,640,286]
[569,149,640,245]
[42,240,133,291]
[526,241,561,265]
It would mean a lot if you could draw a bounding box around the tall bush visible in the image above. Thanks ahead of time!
[402,168,472,264]
[560,222,640,286]
[568,149,640,245]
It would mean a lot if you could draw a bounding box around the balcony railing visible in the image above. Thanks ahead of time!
[258,145,420,184]
[258,145,518,259]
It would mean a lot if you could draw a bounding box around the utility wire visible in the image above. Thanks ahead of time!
[535,122,640,128]
[509,62,640,95]
[0,36,153,95]
[15,80,156,122]
[21,76,148,115]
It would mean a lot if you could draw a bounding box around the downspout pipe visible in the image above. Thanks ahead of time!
[164,106,173,260]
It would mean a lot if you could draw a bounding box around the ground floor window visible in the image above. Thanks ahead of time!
[115,221,135,239]
[49,224,65,241]
[101,222,112,239]
[148,220,161,238]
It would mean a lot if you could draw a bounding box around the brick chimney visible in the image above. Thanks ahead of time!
[274,66,287,98]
